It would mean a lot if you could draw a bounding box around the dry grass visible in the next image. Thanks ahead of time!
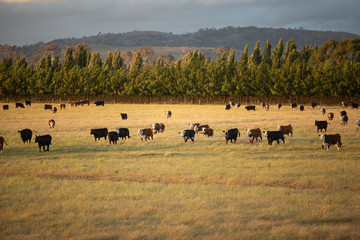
[0,103,360,239]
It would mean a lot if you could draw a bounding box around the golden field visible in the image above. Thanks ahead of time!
[0,103,360,239]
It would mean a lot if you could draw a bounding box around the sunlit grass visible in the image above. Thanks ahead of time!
[0,103,359,239]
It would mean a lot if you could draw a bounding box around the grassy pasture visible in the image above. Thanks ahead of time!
[0,103,360,239]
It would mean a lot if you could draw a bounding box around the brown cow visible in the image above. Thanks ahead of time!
[278,125,293,136]
[0,136,8,153]
[152,123,165,134]
[328,112,334,120]
[59,103,66,109]
[166,110,172,118]
[49,119,55,129]
[138,128,153,141]
[52,107,57,114]
[245,128,262,143]
[319,133,342,150]
[201,128,214,137]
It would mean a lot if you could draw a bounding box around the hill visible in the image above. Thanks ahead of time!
[3,26,359,63]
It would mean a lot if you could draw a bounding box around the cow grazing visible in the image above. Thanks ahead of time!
[311,102,317,108]
[18,129,32,144]
[190,123,200,130]
[265,104,269,111]
[277,103,282,109]
[328,113,334,120]
[201,128,214,137]
[35,135,52,152]
[290,103,297,109]
[340,111,347,117]
[342,101,348,108]
[52,107,57,114]
[320,108,326,115]
[116,128,131,140]
[230,101,235,107]
[245,128,262,143]
[138,128,153,141]
[225,104,231,110]
[152,123,165,134]
[25,100,31,106]
[315,120,329,132]
[356,120,360,130]
[351,102,359,109]
[48,119,55,129]
[16,103,25,108]
[278,125,293,136]
[245,106,256,111]
[108,131,119,145]
[263,131,285,145]
[180,129,195,143]
[121,113,128,120]
[299,105,304,111]
[194,124,209,134]
[340,115,349,125]
[3,105,9,110]
[71,101,80,107]
[80,99,90,105]
[59,103,66,109]
[223,128,240,144]
[90,128,108,141]
[166,110,172,118]
[94,101,104,106]
[44,104,52,110]
[319,133,342,151]
[0,136,8,153]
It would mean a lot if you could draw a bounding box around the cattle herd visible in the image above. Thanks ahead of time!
[0,99,359,153]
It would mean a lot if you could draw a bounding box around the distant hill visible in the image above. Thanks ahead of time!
[6,26,360,63]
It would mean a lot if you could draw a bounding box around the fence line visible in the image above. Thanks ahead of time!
[0,95,359,106]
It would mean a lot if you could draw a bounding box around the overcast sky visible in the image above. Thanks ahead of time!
[0,0,359,46]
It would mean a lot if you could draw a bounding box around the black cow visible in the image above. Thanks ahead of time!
[225,104,231,110]
[320,108,326,115]
[299,105,304,111]
[44,104,52,110]
[3,105,9,110]
[116,128,130,140]
[25,100,31,106]
[16,103,25,108]
[263,131,285,145]
[290,103,297,109]
[236,103,240,108]
[108,131,119,145]
[181,129,195,143]
[18,129,32,144]
[311,102,317,108]
[223,128,240,144]
[120,113,127,120]
[90,128,108,141]
[340,111,347,116]
[245,106,256,111]
[277,103,282,109]
[315,120,329,132]
[35,135,52,152]
[94,101,104,106]
[351,102,359,109]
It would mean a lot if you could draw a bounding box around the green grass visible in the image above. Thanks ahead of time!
[0,103,360,239]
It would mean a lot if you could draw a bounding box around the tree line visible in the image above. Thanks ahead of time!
[0,38,359,98]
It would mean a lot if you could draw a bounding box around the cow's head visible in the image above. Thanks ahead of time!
[246,128,252,136]
[137,129,144,135]
[263,131,268,137]
[319,133,326,142]
[34,135,39,143]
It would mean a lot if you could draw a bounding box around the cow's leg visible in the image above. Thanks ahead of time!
[277,139,280,144]
[282,138,285,144]
[191,138,194,142]
[46,144,50,151]
[185,138,188,143]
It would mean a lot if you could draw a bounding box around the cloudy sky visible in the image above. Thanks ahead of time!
[0,0,359,46]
